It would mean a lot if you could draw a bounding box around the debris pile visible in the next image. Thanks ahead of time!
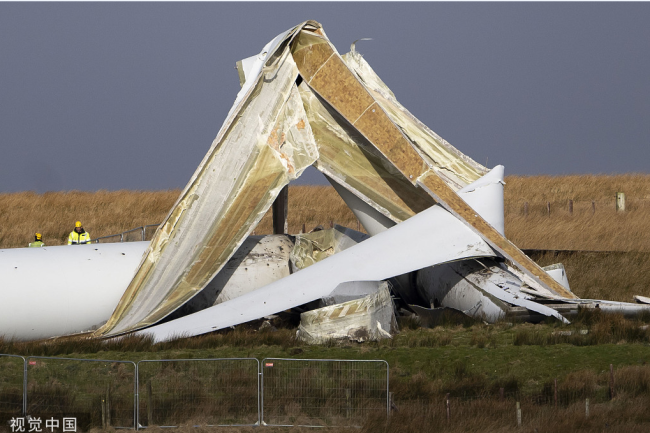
[2,20,649,342]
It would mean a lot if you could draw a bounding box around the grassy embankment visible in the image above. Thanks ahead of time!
[2,311,650,432]
[1,174,650,431]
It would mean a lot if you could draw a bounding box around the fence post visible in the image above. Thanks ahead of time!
[609,364,615,399]
[356,219,360,231]
[546,202,551,217]
[147,380,153,426]
[345,388,351,419]
[516,401,521,427]
[445,393,450,422]
[101,397,106,429]
[523,202,529,217]
[568,200,573,215]
[616,192,625,212]
[141,227,145,241]
[329,220,334,228]
[301,223,306,234]
[23,357,28,416]
[592,200,596,215]
[585,398,590,418]
[106,383,111,427]
[554,378,558,408]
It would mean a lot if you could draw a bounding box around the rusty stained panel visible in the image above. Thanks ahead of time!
[292,32,425,183]
[290,33,333,83]
[353,104,427,181]
[298,83,434,223]
[417,171,577,299]
[115,150,288,331]
[290,26,575,301]
[297,284,397,344]
[97,48,319,336]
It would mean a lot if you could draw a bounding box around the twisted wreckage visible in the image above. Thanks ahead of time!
[2,21,649,343]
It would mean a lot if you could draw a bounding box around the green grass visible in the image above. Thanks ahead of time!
[3,312,650,400]
[4,315,650,431]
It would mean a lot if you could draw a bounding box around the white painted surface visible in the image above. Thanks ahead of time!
[142,202,497,342]
[327,175,396,236]
[542,263,571,292]
[0,242,148,340]
[458,165,505,236]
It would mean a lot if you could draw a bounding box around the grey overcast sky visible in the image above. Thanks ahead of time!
[1,2,649,193]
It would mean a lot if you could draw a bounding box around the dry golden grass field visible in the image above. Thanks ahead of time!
[1,174,649,302]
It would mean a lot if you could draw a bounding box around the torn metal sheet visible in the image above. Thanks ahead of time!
[542,263,571,292]
[321,280,384,306]
[96,23,320,337]
[297,283,396,344]
[416,258,569,323]
[299,80,436,224]
[3,20,649,343]
[550,299,650,318]
[289,24,576,301]
[140,199,497,343]
[103,20,570,338]
[164,235,295,322]
[290,225,368,270]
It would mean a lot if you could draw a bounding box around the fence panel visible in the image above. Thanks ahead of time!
[261,358,389,427]
[136,358,259,428]
[93,234,122,244]
[25,357,136,430]
[122,228,144,243]
[143,225,159,242]
[0,354,25,421]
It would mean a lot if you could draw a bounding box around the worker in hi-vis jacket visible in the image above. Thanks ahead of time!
[29,233,45,247]
[68,221,91,245]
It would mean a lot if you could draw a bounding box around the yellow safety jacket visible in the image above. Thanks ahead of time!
[29,241,45,247]
[68,230,91,245]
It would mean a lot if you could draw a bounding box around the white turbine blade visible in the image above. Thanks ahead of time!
[0,242,149,340]
[142,203,497,342]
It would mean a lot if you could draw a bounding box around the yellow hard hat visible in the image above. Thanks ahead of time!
[35,233,42,240]
[75,221,82,228]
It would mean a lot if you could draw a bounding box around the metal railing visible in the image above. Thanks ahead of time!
[1,355,389,430]
[24,357,137,430]
[0,354,25,418]
[136,358,260,428]
[93,225,160,244]
[261,358,390,427]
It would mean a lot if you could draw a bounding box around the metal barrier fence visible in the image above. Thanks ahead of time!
[25,357,137,430]
[261,358,389,427]
[0,354,25,420]
[1,355,389,430]
[136,358,260,428]
[93,224,159,244]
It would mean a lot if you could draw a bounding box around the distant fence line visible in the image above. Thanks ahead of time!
[92,193,647,245]
[509,193,650,217]
[92,224,160,244]
[0,355,389,430]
